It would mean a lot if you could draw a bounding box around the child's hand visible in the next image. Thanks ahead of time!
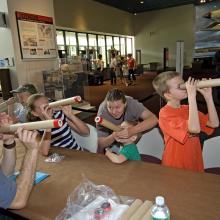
[197,78,212,100]
[39,104,52,120]
[61,105,73,117]
[185,77,198,99]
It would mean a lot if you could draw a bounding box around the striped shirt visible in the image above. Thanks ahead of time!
[39,111,82,150]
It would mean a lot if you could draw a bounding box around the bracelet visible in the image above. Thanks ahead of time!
[3,141,16,149]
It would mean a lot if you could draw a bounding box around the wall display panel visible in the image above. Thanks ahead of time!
[16,11,57,59]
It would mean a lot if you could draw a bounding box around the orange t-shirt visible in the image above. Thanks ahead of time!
[159,105,214,172]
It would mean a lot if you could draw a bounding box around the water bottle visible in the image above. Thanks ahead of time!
[151,196,170,220]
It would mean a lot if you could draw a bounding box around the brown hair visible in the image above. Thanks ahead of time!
[105,89,126,103]
[26,93,46,122]
[152,71,180,99]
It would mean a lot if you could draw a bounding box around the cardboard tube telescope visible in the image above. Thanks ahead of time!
[48,96,81,108]
[0,119,63,133]
[180,78,220,89]
[95,116,121,132]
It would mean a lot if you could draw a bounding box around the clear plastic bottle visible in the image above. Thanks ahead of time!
[151,196,170,220]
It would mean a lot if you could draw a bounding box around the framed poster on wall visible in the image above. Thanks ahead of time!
[15,11,57,59]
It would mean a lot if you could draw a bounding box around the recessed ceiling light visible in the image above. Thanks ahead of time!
[140,1,144,3]
[134,13,137,15]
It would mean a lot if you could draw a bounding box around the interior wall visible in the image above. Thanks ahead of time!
[54,0,134,36]
[7,0,58,90]
[134,4,195,68]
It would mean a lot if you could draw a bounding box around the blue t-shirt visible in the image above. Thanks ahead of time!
[0,170,16,209]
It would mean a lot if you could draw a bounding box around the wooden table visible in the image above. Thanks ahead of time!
[11,146,220,220]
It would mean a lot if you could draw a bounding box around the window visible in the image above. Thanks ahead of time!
[126,38,132,55]
[55,29,134,67]
[120,38,126,56]
[56,31,64,45]
[65,32,77,57]
[113,37,120,51]
[78,33,88,58]
[98,35,106,67]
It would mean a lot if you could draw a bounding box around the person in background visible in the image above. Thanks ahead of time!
[153,71,219,172]
[127,54,136,85]
[26,94,90,156]
[0,113,40,211]
[7,84,38,123]
[96,88,158,153]
[110,53,117,85]
[105,121,141,163]
[96,54,104,85]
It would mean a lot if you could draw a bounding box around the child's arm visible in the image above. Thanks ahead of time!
[197,86,219,128]
[105,149,127,164]
[62,105,90,136]
[186,78,201,133]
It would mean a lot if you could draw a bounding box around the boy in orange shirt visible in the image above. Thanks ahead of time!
[153,71,219,172]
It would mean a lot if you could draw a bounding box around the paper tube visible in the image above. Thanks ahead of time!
[0,119,63,133]
[48,96,81,108]
[95,116,121,132]
[129,200,153,220]
[139,207,152,220]
[119,199,143,220]
[180,78,220,89]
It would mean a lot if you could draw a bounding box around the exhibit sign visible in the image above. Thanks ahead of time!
[15,11,57,59]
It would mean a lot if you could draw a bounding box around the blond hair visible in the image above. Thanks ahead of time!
[152,71,180,99]
[26,93,46,122]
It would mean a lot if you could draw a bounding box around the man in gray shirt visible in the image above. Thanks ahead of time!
[0,113,40,211]
[96,89,158,153]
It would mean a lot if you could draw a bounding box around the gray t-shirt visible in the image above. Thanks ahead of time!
[0,170,16,209]
[96,96,146,138]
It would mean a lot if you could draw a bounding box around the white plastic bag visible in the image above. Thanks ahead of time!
[56,179,134,220]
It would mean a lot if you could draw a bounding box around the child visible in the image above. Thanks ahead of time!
[26,94,90,156]
[105,121,141,164]
[152,71,219,172]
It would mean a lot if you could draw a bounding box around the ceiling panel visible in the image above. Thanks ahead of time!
[94,0,215,13]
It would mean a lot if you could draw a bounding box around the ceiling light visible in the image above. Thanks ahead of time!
[140,1,144,3]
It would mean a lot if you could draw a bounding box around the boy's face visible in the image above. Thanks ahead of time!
[165,76,187,101]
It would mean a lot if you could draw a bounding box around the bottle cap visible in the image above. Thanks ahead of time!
[156,196,165,206]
